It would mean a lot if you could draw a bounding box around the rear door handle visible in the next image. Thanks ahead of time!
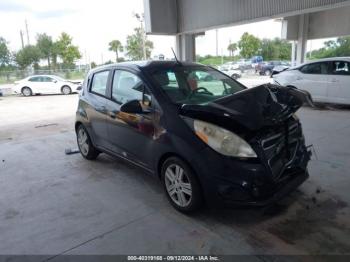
[296,77,303,80]
[331,79,339,83]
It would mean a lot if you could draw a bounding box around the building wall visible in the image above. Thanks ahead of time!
[144,0,177,34]
[284,5,350,40]
[145,0,350,34]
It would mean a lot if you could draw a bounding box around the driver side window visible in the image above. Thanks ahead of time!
[112,70,151,106]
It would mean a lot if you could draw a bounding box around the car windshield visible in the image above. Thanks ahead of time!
[151,66,245,105]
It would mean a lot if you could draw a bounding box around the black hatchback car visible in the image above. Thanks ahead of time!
[75,61,312,212]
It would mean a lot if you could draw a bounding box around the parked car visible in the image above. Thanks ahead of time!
[75,61,312,213]
[251,56,264,68]
[258,61,290,76]
[13,75,81,96]
[218,67,242,79]
[273,57,350,105]
[218,62,239,71]
[237,59,253,71]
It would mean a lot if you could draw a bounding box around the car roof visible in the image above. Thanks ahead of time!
[90,60,205,74]
[27,75,61,78]
[302,57,350,65]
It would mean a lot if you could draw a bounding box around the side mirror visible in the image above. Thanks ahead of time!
[120,100,144,114]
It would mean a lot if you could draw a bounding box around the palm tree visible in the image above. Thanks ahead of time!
[109,40,124,62]
[227,43,238,57]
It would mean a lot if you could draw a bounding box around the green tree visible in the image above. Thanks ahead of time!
[333,37,350,56]
[90,61,97,68]
[126,28,153,60]
[227,43,237,57]
[308,36,350,59]
[55,32,81,68]
[109,40,123,62]
[51,42,60,70]
[36,33,54,69]
[14,45,41,69]
[238,32,261,59]
[260,38,291,61]
[0,37,11,68]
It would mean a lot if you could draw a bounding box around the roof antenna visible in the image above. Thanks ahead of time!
[171,47,181,65]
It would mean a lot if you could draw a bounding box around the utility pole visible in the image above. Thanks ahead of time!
[25,19,30,45]
[20,30,24,49]
[135,13,147,60]
[309,40,313,60]
[84,49,88,68]
[215,29,219,57]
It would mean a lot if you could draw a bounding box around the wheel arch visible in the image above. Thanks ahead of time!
[156,152,203,190]
[21,86,32,92]
[157,152,206,208]
[75,121,83,132]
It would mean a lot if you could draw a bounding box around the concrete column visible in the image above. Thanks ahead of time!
[176,34,196,62]
[291,41,297,66]
[296,14,309,65]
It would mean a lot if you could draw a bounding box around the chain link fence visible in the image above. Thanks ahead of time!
[0,68,89,85]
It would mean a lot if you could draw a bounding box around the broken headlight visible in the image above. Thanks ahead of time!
[192,119,257,158]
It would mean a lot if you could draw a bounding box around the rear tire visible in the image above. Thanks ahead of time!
[76,125,100,160]
[161,157,203,213]
[21,87,32,96]
[231,74,239,80]
[62,85,72,95]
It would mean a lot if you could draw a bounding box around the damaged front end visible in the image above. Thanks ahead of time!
[181,84,313,206]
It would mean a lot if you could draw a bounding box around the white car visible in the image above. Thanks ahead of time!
[13,75,81,96]
[218,62,239,71]
[273,57,350,105]
[219,68,242,79]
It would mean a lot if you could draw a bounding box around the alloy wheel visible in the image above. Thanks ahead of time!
[77,128,89,156]
[164,164,192,207]
[22,88,31,96]
[62,86,71,95]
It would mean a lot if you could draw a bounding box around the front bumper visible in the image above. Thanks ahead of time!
[191,144,311,208]
[221,168,309,207]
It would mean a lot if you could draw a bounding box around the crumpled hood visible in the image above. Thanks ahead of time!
[180,84,313,132]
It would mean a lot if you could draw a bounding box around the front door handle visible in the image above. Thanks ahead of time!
[108,111,118,119]
[95,106,107,113]
[331,79,339,83]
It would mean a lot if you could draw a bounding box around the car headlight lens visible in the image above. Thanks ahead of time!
[193,119,257,158]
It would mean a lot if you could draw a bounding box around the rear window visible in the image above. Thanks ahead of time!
[151,66,245,105]
[331,61,350,75]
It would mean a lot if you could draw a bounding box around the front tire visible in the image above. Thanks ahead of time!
[265,70,272,76]
[161,157,203,213]
[76,125,100,160]
[62,85,72,95]
[22,87,32,96]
